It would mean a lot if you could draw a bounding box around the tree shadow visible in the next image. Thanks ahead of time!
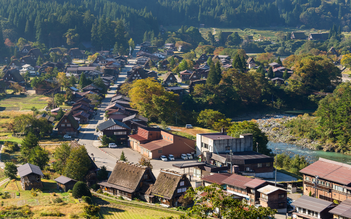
[42,180,59,193]
[100,206,125,216]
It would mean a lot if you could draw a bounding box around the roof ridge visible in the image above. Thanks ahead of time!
[319,157,351,168]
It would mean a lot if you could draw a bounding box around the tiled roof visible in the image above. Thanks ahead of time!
[221,174,252,189]
[201,173,232,185]
[300,158,351,185]
[243,178,266,189]
[292,195,333,213]
[55,176,76,184]
[329,199,351,218]
[18,163,44,177]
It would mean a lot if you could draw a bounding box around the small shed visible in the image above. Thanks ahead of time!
[55,176,77,192]
[17,163,44,190]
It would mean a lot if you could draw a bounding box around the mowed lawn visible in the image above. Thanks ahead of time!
[100,205,181,219]
[0,95,50,111]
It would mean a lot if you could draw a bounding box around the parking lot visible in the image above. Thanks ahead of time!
[101,147,198,177]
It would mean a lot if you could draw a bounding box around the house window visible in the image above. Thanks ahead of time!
[177,187,187,193]
[114,131,126,135]
[266,163,271,167]
[306,176,310,182]
[67,124,71,127]
[261,194,268,199]
[257,163,262,168]
[158,150,162,153]
[225,146,231,151]
[180,181,184,186]
[278,194,285,198]
[246,167,250,172]
[61,124,65,127]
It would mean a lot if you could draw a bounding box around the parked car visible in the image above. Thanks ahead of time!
[108,143,117,148]
[168,154,175,161]
[187,153,193,159]
[185,124,193,129]
[181,154,188,160]
[63,134,71,139]
[160,155,168,161]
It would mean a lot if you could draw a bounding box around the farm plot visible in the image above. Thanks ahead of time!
[100,205,180,219]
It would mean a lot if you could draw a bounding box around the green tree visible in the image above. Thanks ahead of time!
[97,166,108,180]
[226,32,242,46]
[267,66,274,78]
[206,62,217,85]
[79,72,88,89]
[36,56,42,66]
[56,108,64,121]
[28,146,49,170]
[20,132,39,162]
[283,69,288,80]
[232,54,244,72]
[72,181,91,198]
[53,143,71,174]
[113,42,119,55]
[276,56,282,65]
[69,75,76,87]
[128,38,135,54]
[120,151,127,161]
[64,145,91,181]
[54,93,65,106]
[197,109,226,129]
[228,121,271,155]
[185,184,276,218]
[4,162,17,179]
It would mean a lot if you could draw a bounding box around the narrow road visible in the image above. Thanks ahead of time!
[79,52,137,171]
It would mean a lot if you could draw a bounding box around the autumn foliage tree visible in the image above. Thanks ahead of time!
[129,78,180,123]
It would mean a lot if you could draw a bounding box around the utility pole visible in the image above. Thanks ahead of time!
[275,154,277,186]
[256,142,258,153]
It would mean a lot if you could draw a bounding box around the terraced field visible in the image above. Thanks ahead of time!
[100,205,181,219]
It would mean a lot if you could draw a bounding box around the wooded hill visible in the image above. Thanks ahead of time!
[1,0,351,49]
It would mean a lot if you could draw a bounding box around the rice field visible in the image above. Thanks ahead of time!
[0,95,50,111]
[100,205,182,219]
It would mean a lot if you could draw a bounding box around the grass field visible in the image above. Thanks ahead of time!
[100,205,181,219]
[0,95,50,111]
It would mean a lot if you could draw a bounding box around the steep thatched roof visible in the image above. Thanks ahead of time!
[149,170,185,199]
[107,161,152,193]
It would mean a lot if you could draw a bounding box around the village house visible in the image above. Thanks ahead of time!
[158,59,169,71]
[291,32,307,40]
[129,127,196,159]
[110,99,130,108]
[55,176,77,192]
[196,132,274,178]
[160,72,177,86]
[97,119,131,144]
[49,47,63,55]
[19,56,36,67]
[179,70,192,82]
[8,59,21,69]
[20,64,37,76]
[72,111,90,123]
[20,44,32,55]
[126,66,148,83]
[223,174,267,206]
[247,57,256,69]
[18,163,44,190]
[98,161,156,200]
[189,79,206,93]
[122,114,148,133]
[2,68,25,86]
[68,48,84,59]
[329,199,351,219]
[201,173,232,187]
[197,54,209,64]
[292,195,334,219]
[309,33,329,41]
[165,87,185,99]
[71,104,94,117]
[258,185,287,213]
[146,170,192,207]
[271,77,285,85]
[36,113,55,124]
[300,158,351,203]
[55,110,80,137]
[111,95,130,103]
[106,108,130,121]
[28,48,43,60]
[34,80,60,95]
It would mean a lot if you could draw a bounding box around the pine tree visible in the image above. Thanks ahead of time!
[232,54,243,72]
[120,151,127,161]
[24,20,31,38]
[240,55,246,72]
[113,42,119,55]
[0,24,6,56]
[207,57,213,66]
[207,62,221,85]
[91,20,99,48]
[79,72,87,89]
[267,66,274,78]
[277,56,282,65]
[36,56,42,66]
[215,61,222,82]
[283,69,288,80]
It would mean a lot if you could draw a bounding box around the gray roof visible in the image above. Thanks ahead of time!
[122,114,148,123]
[55,175,77,184]
[97,119,130,131]
[329,199,351,218]
[17,163,44,177]
[257,185,285,195]
[292,195,333,213]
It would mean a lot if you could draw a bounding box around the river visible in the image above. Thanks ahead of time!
[268,141,351,164]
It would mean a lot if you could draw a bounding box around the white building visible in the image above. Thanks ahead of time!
[20,64,38,76]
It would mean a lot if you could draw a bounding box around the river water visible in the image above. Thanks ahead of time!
[267,141,351,164]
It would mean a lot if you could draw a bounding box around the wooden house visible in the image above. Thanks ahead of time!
[291,32,307,40]
[55,111,80,137]
[96,119,131,144]
[17,163,44,190]
[73,111,90,123]
[329,199,351,219]
[20,45,32,55]
[98,161,156,200]
[35,113,55,124]
[28,48,43,60]
[55,176,77,192]
[126,67,149,83]
[189,79,206,93]
[247,57,256,69]
[2,68,25,86]
[293,195,334,219]
[146,170,192,207]
[122,114,148,132]
[68,48,84,59]
[158,60,169,71]
[179,70,192,82]
[160,72,177,86]
[309,33,329,41]
[257,185,287,213]
[197,54,208,64]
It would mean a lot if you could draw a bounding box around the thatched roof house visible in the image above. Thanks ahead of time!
[146,169,192,207]
[98,161,155,200]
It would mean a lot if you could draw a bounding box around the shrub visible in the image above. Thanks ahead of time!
[67,189,72,193]
[90,184,99,191]
[72,181,91,198]
[69,214,79,219]
[40,211,64,216]
[4,162,17,179]
[1,192,10,199]
[82,196,92,204]
[16,192,20,196]
[53,197,63,203]
[96,189,102,194]
[84,205,100,216]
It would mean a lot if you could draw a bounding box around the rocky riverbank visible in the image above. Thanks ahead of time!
[255,116,322,150]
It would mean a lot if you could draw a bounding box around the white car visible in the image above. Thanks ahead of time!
[63,134,71,139]
[108,143,117,148]
[168,154,175,161]
[187,153,193,159]
[181,154,188,160]
[160,155,168,161]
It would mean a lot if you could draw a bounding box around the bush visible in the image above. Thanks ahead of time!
[69,214,79,219]
[40,211,64,217]
[72,181,91,199]
[1,192,10,199]
[96,189,102,194]
[90,184,99,191]
[67,189,72,193]
[84,205,100,216]
[53,197,63,203]
[82,196,92,204]
[16,192,20,196]
[4,162,17,179]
